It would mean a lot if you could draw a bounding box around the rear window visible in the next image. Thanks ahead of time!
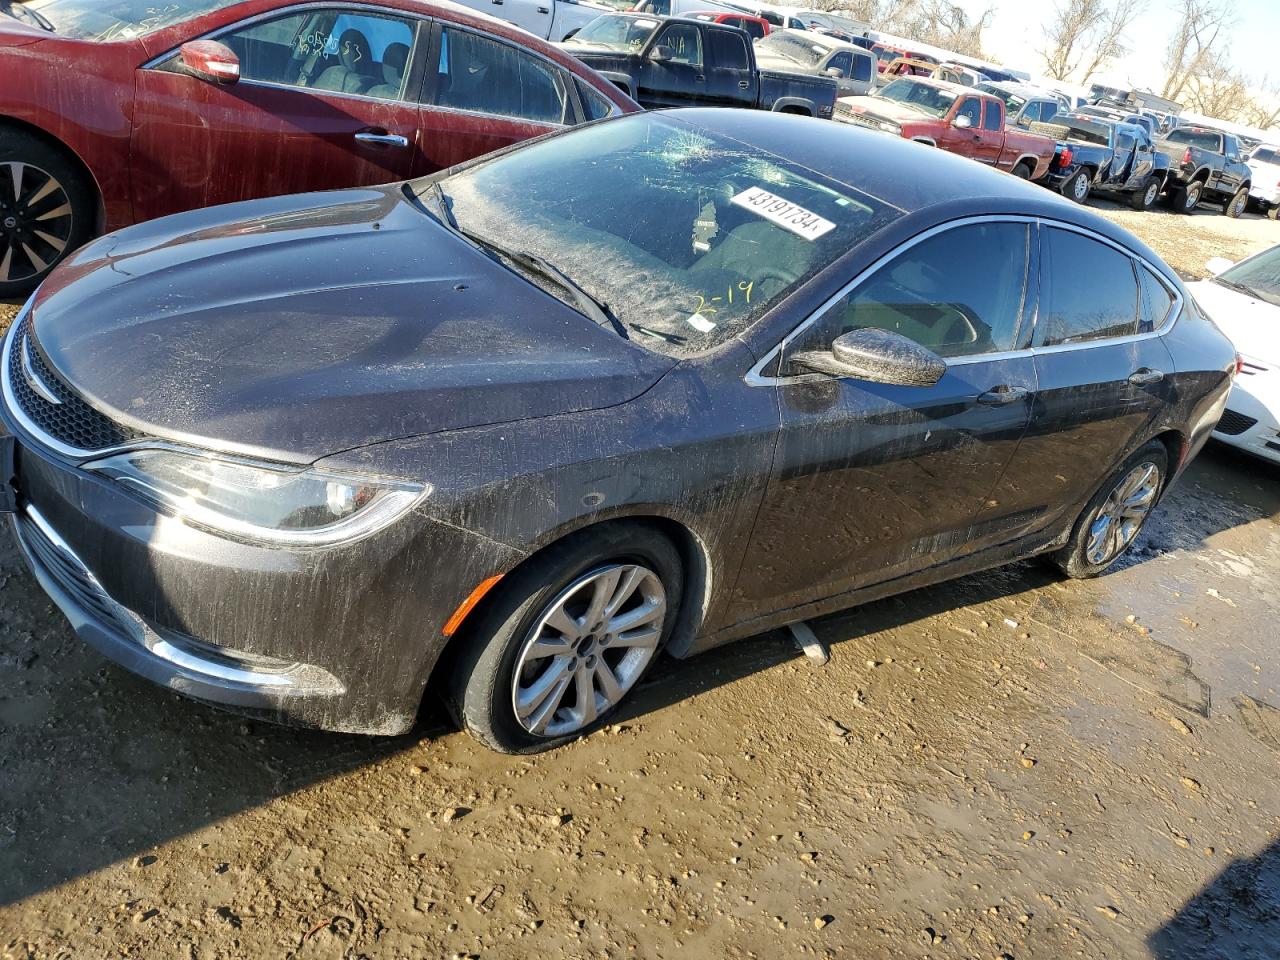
[23,0,239,39]
[1166,128,1223,151]
[1253,147,1280,165]
[707,28,749,70]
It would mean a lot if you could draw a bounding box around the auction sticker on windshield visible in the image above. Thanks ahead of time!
[731,187,836,241]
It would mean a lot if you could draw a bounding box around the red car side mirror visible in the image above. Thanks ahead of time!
[179,40,240,85]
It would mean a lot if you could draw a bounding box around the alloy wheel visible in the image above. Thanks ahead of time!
[1072,174,1089,202]
[511,563,666,738]
[1184,184,1201,211]
[1144,182,1158,206]
[1085,461,1161,565]
[0,161,73,284]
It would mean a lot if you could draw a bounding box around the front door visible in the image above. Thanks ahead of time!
[638,22,706,107]
[415,24,576,172]
[938,95,983,157]
[131,7,426,222]
[730,220,1038,621]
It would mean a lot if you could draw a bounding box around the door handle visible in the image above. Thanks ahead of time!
[738,79,750,89]
[355,131,409,147]
[538,4,550,10]
[977,385,1029,405]
[1128,367,1165,385]
[695,74,705,82]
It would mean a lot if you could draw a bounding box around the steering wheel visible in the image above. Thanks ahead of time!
[753,264,801,297]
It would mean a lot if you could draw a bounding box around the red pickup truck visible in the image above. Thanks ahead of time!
[834,76,1057,180]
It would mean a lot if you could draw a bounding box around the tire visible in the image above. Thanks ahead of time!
[1011,161,1033,180]
[447,524,684,754]
[1052,440,1168,579]
[0,130,95,298]
[1061,170,1090,204]
[1269,203,1280,221]
[1171,181,1202,214]
[1224,186,1248,218]
[1130,176,1159,211]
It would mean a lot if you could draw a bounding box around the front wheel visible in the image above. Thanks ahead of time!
[1053,441,1168,579]
[1224,186,1249,218]
[0,132,96,298]
[1130,176,1160,210]
[1061,170,1090,204]
[447,524,683,754]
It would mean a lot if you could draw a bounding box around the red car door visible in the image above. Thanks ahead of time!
[411,23,579,173]
[130,7,427,222]
[973,99,1005,166]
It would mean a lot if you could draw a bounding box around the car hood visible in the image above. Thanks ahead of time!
[1187,279,1280,364]
[754,52,812,74]
[837,96,928,125]
[26,186,673,465]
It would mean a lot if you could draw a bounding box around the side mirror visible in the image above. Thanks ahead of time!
[953,113,973,129]
[1206,257,1235,276]
[790,328,946,386]
[649,45,673,62]
[179,39,240,84]
[825,66,844,78]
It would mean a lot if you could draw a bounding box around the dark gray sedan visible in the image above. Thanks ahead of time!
[0,110,1236,752]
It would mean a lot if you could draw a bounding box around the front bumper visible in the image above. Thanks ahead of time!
[5,433,520,734]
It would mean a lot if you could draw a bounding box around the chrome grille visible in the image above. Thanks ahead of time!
[15,508,143,643]
[1215,408,1258,436]
[4,313,145,453]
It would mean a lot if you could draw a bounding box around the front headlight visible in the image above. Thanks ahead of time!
[85,449,426,546]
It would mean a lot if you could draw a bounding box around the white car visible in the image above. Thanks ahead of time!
[450,0,616,41]
[1188,247,1280,463]
[1247,144,1280,220]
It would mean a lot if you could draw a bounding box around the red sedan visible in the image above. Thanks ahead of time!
[0,0,638,295]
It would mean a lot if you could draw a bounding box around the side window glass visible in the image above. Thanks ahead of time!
[436,29,571,124]
[1042,101,1059,121]
[852,53,872,82]
[575,77,614,121]
[706,29,749,70]
[1039,229,1140,345]
[982,100,1001,130]
[827,51,852,77]
[654,23,703,66]
[1138,265,1175,332]
[217,10,415,100]
[788,222,1030,363]
[956,97,981,127]
[1021,101,1042,124]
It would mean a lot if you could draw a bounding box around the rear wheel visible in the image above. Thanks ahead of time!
[1130,176,1160,210]
[1011,161,1033,180]
[1061,170,1090,204]
[1224,186,1249,218]
[0,132,95,298]
[1269,203,1280,221]
[447,524,683,754]
[1053,441,1168,579]
[1171,180,1203,214]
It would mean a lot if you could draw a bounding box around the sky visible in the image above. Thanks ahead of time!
[953,0,1278,93]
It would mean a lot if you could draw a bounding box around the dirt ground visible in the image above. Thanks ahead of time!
[1,200,1279,960]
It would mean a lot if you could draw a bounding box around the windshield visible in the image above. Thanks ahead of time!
[570,14,660,50]
[417,114,897,358]
[1166,128,1223,151]
[1252,147,1280,165]
[1219,248,1280,307]
[1056,115,1110,146]
[22,0,239,39]
[757,31,828,68]
[877,79,957,118]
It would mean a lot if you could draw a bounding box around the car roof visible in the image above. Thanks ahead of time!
[664,108,1169,270]
[982,80,1060,99]
[889,75,988,98]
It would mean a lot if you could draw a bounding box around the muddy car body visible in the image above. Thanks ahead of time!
[0,0,639,296]
[1,110,1235,751]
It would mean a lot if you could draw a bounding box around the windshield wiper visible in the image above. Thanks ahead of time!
[0,0,54,30]
[418,183,627,340]
[629,324,686,345]
[1214,276,1263,299]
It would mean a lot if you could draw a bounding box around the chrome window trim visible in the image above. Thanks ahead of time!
[744,214,1182,387]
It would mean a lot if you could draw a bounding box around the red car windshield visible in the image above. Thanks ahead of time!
[22,0,243,40]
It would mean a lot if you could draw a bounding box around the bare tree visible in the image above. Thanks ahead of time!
[907,0,994,57]
[1241,82,1280,132]
[1188,51,1250,118]
[1038,0,1145,83]
[1161,0,1233,102]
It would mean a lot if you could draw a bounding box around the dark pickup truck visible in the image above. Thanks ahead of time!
[559,13,837,117]
[1030,114,1172,210]
[1155,126,1253,216]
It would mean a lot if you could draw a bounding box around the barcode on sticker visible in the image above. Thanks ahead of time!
[730,187,836,241]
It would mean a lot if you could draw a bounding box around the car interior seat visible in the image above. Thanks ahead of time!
[314,28,376,93]
[367,41,410,98]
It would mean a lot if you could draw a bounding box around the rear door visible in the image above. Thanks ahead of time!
[973,224,1177,544]
[1218,134,1246,194]
[131,6,425,222]
[702,26,755,107]
[731,219,1038,617]
[414,23,578,172]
